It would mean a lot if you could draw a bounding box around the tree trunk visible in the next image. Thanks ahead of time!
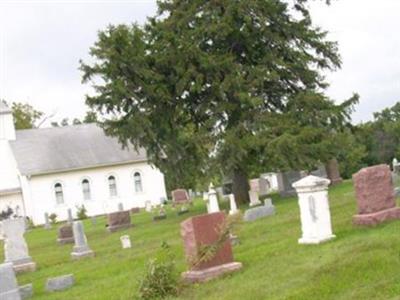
[232,168,250,205]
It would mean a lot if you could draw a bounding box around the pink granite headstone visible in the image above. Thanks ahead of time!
[352,164,400,225]
[180,212,242,283]
[172,189,190,204]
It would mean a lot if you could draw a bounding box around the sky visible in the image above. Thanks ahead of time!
[0,0,399,125]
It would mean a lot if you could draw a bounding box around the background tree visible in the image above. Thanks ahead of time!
[80,0,358,203]
[10,102,43,129]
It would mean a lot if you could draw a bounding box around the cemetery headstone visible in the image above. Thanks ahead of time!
[293,175,335,244]
[207,183,220,214]
[325,158,343,185]
[248,190,261,207]
[44,213,51,230]
[180,212,242,283]
[45,274,74,292]
[71,221,94,260]
[310,165,328,178]
[130,207,140,214]
[352,164,400,225]
[249,178,260,192]
[145,201,152,213]
[0,218,36,273]
[19,284,33,300]
[229,194,239,215]
[153,207,167,221]
[277,170,303,197]
[258,177,270,196]
[57,224,74,245]
[120,235,132,249]
[67,209,73,224]
[171,189,190,205]
[244,198,275,222]
[118,203,124,211]
[107,211,132,232]
[0,262,21,300]
[393,157,400,174]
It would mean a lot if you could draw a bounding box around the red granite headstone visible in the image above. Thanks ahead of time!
[180,212,242,283]
[352,164,400,225]
[107,211,132,232]
[172,189,189,204]
[326,158,343,185]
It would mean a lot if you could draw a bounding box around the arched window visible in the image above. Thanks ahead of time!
[54,183,64,204]
[134,172,143,193]
[108,175,118,197]
[82,179,91,200]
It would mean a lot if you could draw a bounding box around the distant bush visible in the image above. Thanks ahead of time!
[0,207,13,221]
[76,205,88,220]
[138,242,179,300]
[49,213,57,224]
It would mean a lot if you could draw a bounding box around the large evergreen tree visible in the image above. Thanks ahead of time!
[80,0,357,203]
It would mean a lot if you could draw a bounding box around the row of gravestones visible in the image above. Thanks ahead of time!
[182,163,400,282]
[2,162,398,296]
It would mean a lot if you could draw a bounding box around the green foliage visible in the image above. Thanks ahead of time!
[138,242,179,300]
[10,102,43,129]
[49,213,57,224]
[80,0,357,203]
[76,205,88,220]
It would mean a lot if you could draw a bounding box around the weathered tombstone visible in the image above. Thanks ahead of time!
[207,183,220,214]
[293,175,335,244]
[172,189,190,204]
[107,211,131,232]
[352,164,400,225]
[325,158,343,185]
[67,209,73,224]
[145,201,152,213]
[229,194,239,215]
[45,274,74,292]
[393,157,400,174]
[310,165,328,178]
[244,198,275,222]
[258,177,270,196]
[249,178,260,192]
[277,170,303,197]
[120,235,132,249]
[0,262,21,300]
[248,190,261,207]
[71,221,94,260]
[180,212,242,283]
[57,224,74,245]
[0,218,36,273]
[130,207,140,214]
[118,203,124,212]
[44,213,51,230]
[19,284,33,300]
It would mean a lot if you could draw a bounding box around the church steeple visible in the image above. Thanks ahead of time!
[0,101,16,140]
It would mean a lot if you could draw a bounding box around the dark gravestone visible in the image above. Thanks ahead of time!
[171,189,190,204]
[277,171,303,197]
[180,212,242,283]
[57,224,74,244]
[325,158,343,185]
[107,211,132,232]
[310,165,328,178]
[353,164,400,225]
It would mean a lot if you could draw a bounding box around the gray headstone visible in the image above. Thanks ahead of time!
[19,284,33,300]
[67,209,73,224]
[0,262,21,300]
[45,274,74,292]
[277,171,303,197]
[71,221,94,260]
[244,202,276,222]
[259,177,270,196]
[44,213,51,230]
[0,218,36,273]
[310,165,328,178]
[118,203,124,212]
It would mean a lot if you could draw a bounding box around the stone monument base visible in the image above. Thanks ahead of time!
[12,258,36,274]
[353,207,400,226]
[182,262,242,283]
[244,205,275,222]
[57,237,74,245]
[71,250,95,260]
[298,234,336,245]
[107,224,132,233]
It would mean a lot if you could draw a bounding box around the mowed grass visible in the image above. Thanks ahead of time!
[1,181,400,300]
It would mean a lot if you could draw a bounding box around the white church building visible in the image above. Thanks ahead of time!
[0,102,167,225]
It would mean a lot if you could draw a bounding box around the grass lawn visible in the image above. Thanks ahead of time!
[1,181,400,300]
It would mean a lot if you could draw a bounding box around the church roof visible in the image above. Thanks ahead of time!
[9,123,147,176]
